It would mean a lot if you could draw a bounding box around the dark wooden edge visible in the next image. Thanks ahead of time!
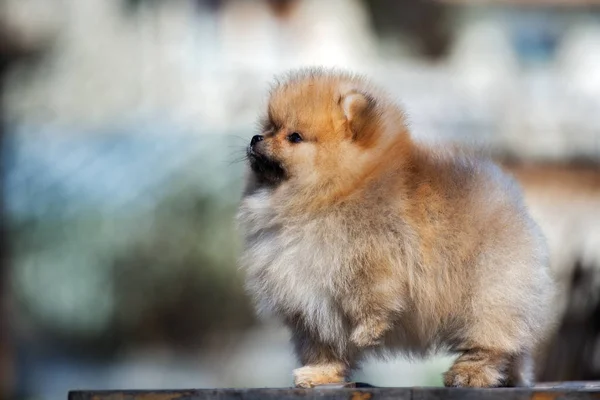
[68,386,600,400]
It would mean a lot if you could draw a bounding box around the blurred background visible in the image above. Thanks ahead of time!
[0,0,599,399]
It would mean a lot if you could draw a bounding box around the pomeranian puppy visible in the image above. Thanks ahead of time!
[237,68,554,388]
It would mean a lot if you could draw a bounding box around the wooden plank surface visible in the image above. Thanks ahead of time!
[68,382,600,400]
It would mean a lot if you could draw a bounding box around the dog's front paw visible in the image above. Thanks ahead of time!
[349,322,386,348]
[293,364,346,388]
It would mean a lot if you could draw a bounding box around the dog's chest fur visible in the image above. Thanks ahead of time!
[238,188,405,343]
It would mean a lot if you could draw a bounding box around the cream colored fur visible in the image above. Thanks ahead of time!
[237,68,555,388]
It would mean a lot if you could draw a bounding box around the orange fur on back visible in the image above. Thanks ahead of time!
[237,68,555,388]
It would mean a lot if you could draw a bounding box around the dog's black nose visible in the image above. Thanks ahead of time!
[250,135,264,147]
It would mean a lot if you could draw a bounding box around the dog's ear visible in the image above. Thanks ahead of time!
[340,90,378,143]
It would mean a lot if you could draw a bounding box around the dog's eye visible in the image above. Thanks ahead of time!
[287,132,303,143]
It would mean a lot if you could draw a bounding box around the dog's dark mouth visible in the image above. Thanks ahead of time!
[247,147,286,184]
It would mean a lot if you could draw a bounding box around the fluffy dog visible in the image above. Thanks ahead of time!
[237,68,554,388]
